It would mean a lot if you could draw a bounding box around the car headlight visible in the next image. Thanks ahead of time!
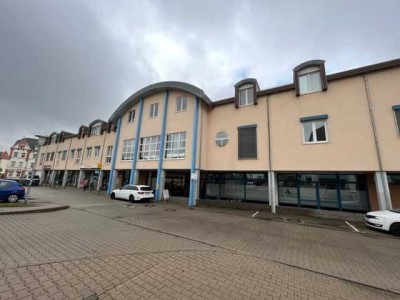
[374,216,386,220]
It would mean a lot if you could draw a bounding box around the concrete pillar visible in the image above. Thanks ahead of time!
[157,170,166,201]
[110,171,118,192]
[132,170,139,185]
[97,170,103,191]
[192,170,200,206]
[62,171,68,188]
[50,170,56,185]
[268,171,278,213]
[374,172,392,210]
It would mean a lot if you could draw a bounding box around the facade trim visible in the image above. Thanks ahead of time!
[392,105,400,111]
[238,124,257,130]
[107,117,121,194]
[300,114,328,122]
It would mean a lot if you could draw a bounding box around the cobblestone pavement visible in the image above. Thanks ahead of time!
[0,187,399,299]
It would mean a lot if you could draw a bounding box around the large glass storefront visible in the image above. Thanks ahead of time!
[201,172,269,203]
[278,173,369,212]
[165,171,190,197]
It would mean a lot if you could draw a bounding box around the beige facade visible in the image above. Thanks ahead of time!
[35,59,400,212]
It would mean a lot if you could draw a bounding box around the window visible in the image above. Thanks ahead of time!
[50,152,55,161]
[128,110,135,123]
[238,125,257,159]
[90,125,101,136]
[50,135,57,144]
[16,171,21,177]
[21,153,26,158]
[239,86,254,106]
[300,115,328,144]
[94,146,100,158]
[11,161,15,167]
[75,149,82,164]
[122,139,134,161]
[33,154,37,159]
[149,103,159,118]
[57,151,62,160]
[13,152,18,157]
[393,106,400,135]
[298,67,322,95]
[61,150,67,160]
[106,146,113,164]
[70,149,75,160]
[139,136,160,160]
[18,162,23,168]
[39,153,44,165]
[176,96,187,112]
[86,147,92,159]
[215,132,228,147]
[165,132,186,159]
[46,153,50,161]
[30,163,34,168]
[6,171,13,178]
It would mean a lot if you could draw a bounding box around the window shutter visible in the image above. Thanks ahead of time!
[320,63,328,91]
[238,126,257,159]
[253,84,258,105]
[235,87,239,108]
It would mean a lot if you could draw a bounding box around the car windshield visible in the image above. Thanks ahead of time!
[140,186,152,191]
[390,209,400,214]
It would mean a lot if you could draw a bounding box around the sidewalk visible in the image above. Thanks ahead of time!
[0,199,69,215]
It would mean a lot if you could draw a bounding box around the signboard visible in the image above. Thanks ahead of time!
[191,172,198,180]
[163,189,170,201]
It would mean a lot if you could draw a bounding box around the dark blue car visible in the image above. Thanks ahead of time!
[0,179,25,203]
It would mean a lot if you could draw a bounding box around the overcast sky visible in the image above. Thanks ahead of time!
[1,0,399,150]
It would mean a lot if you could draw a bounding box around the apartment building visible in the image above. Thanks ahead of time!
[36,58,400,213]
[0,151,10,178]
[5,138,38,180]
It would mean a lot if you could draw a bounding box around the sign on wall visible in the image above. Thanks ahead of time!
[163,189,170,201]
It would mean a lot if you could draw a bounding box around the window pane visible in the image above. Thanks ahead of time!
[239,90,246,106]
[246,88,254,105]
[315,121,326,141]
[299,75,309,94]
[309,71,322,92]
[303,122,314,142]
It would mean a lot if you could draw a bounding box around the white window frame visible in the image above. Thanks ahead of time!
[50,136,57,144]
[18,162,23,168]
[94,146,100,158]
[215,132,229,147]
[121,139,135,161]
[21,153,26,158]
[128,109,135,123]
[239,85,254,107]
[106,146,113,164]
[13,152,18,157]
[165,132,186,159]
[302,120,329,144]
[75,149,82,164]
[298,67,322,95]
[149,103,159,118]
[61,150,67,160]
[176,96,187,112]
[86,147,92,159]
[70,149,75,160]
[90,124,101,136]
[139,135,160,160]
[11,161,16,167]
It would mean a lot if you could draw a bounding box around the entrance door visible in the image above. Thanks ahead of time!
[298,174,319,208]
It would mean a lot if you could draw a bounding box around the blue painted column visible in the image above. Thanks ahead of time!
[155,91,169,201]
[188,96,200,207]
[130,98,144,184]
[107,117,121,194]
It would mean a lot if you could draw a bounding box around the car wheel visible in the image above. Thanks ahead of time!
[7,194,19,203]
[390,223,400,237]
[129,195,134,202]
[110,192,116,200]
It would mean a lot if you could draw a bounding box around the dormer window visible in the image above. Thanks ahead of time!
[90,125,101,136]
[50,135,57,144]
[234,78,259,108]
[239,85,254,106]
[298,67,322,94]
[294,60,328,96]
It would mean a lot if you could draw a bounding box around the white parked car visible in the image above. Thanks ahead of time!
[110,185,154,202]
[365,209,400,236]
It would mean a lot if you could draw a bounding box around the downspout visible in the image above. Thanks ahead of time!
[266,95,276,213]
[130,98,144,184]
[189,96,200,207]
[62,138,73,188]
[363,75,391,209]
[155,91,169,201]
[107,117,122,194]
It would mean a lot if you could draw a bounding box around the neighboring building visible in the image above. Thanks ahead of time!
[0,151,10,178]
[35,58,400,213]
[5,138,39,180]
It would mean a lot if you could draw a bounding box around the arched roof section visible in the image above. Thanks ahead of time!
[293,60,325,72]
[88,119,106,127]
[109,81,212,123]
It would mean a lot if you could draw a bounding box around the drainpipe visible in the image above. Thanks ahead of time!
[130,98,144,184]
[189,96,200,207]
[266,95,276,213]
[363,75,391,210]
[62,138,73,188]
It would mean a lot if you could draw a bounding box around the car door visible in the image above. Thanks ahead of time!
[0,181,11,200]
[120,185,132,200]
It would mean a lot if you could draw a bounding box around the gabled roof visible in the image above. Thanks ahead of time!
[110,81,212,123]
[13,138,38,150]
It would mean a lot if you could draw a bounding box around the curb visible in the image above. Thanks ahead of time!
[0,204,70,215]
